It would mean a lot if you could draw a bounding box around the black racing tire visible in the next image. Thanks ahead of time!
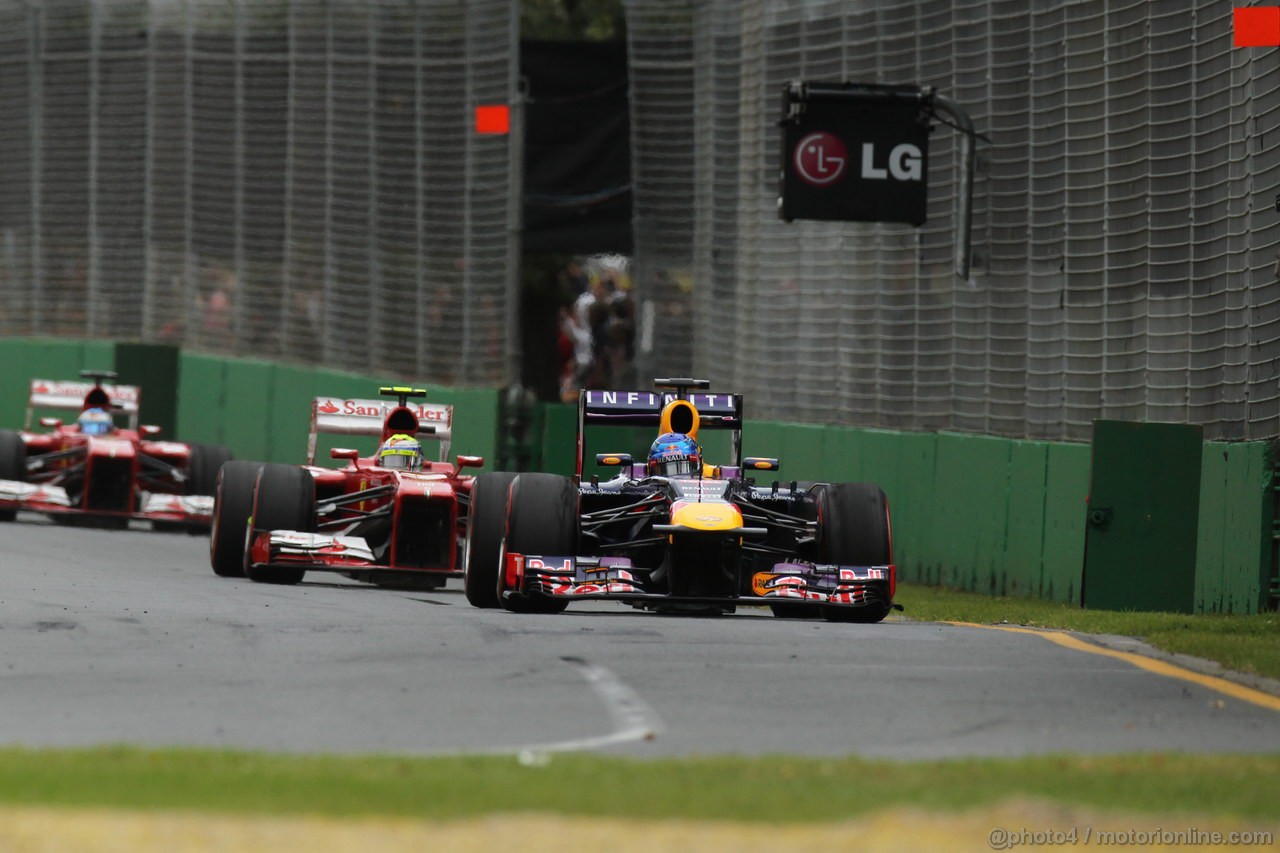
[245,464,315,585]
[187,444,234,496]
[814,482,893,624]
[0,429,26,522]
[210,460,262,577]
[463,471,519,608]
[500,473,577,614]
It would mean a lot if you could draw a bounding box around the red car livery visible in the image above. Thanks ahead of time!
[209,386,483,588]
[0,371,231,529]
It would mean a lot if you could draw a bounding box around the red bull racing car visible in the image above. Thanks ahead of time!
[464,378,898,622]
[0,371,231,530]
[210,387,484,588]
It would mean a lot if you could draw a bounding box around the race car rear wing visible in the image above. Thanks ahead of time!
[576,384,743,477]
[25,378,141,430]
[307,396,452,464]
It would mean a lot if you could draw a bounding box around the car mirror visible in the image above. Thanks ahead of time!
[743,457,780,472]
[330,448,359,460]
[140,425,162,437]
[595,453,633,467]
[455,455,484,469]
[39,417,62,428]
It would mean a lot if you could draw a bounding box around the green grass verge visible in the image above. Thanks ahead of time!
[895,583,1280,681]
[0,748,1277,821]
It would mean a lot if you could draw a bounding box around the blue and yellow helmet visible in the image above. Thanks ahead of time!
[77,408,114,436]
[648,432,701,477]
[378,433,423,471]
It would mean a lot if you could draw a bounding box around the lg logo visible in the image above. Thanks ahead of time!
[793,132,922,186]
[862,142,923,181]
[794,132,847,186]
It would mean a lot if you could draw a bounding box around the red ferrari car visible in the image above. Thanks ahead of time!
[0,371,231,530]
[210,386,483,588]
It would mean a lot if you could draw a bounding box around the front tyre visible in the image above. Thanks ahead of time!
[0,430,26,522]
[463,471,518,608]
[500,473,576,614]
[814,482,893,623]
[210,460,262,577]
[244,464,315,585]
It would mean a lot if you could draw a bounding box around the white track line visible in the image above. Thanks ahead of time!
[504,656,664,759]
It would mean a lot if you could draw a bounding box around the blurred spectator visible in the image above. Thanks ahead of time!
[574,275,606,329]
[559,304,595,401]
[199,265,237,351]
[555,256,638,397]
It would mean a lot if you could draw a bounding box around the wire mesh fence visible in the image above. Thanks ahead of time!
[625,0,1280,441]
[0,0,517,386]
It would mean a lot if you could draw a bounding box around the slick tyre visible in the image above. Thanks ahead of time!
[210,460,262,577]
[464,471,518,608]
[187,443,234,496]
[245,464,315,585]
[500,473,576,614]
[0,429,25,522]
[815,482,893,624]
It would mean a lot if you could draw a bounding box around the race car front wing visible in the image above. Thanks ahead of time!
[247,530,463,578]
[0,479,213,524]
[503,553,895,611]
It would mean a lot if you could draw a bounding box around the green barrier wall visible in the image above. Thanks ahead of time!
[1195,441,1275,614]
[114,343,181,438]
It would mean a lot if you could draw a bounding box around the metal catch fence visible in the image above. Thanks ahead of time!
[0,0,517,386]
[625,0,1280,441]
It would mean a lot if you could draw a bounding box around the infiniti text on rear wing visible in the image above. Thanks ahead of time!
[307,397,453,463]
[26,379,141,430]
[577,390,744,476]
[580,391,742,428]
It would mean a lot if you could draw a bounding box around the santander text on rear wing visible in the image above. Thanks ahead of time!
[307,397,453,463]
[25,379,141,430]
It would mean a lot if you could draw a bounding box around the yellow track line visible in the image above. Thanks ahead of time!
[945,621,1280,713]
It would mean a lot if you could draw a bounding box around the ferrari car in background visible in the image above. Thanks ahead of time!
[210,386,484,588]
[0,370,232,530]
[464,378,899,622]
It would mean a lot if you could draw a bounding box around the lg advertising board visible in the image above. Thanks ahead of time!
[779,85,930,226]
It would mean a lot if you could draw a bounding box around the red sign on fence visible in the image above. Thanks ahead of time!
[1235,7,1280,46]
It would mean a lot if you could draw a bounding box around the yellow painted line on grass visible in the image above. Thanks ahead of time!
[945,621,1280,713]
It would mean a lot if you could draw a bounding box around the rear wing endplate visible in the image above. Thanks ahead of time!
[307,397,453,464]
[25,379,141,430]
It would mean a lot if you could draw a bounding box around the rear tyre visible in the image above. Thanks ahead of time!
[500,473,576,614]
[814,482,893,624]
[187,444,234,496]
[210,461,262,577]
[0,430,26,522]
[244,464,314,585]
[463,471,518,608]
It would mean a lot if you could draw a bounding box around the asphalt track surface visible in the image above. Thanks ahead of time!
[3,516,1279,759]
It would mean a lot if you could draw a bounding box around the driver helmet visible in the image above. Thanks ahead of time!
[77,407,115,436]
[378,433,423,471]
[647,432,701,477]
